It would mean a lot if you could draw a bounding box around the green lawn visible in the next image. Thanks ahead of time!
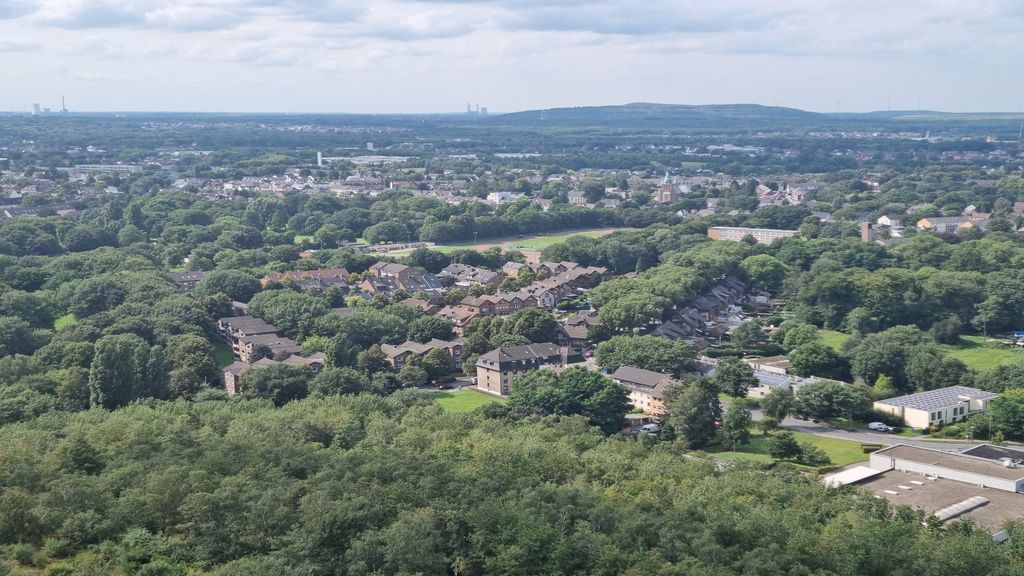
[706,430,869,470]
[435,389,503,412]
[818,330,850,352]
[213,342,236,370]
[54,313,76,331]
[293,235,314,245]
[385,228,632,257]
[938,335,1024,372]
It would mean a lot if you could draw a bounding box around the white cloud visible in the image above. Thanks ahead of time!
[0,36,41,51]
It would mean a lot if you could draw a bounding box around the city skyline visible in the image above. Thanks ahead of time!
[1,0,1023,114]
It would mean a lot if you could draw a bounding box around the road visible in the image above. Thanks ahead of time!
[750,410,979,453]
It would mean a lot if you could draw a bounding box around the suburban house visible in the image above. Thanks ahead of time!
[223,352,326,394]
[438,263,505,287]
[364,262,444,294]
[475,343,583,396]
[610,365,679,417]
[168,271,208,292]
[260,268,350,290]
[502,262,527,277]
[235,333,301,363]
[380,338,465,370]
[873,386,1000,429]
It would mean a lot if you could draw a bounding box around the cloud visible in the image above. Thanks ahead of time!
[0,36,41,51]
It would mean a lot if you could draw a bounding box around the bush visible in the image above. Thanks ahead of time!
[941,424,963,438]
[798,442,832,467]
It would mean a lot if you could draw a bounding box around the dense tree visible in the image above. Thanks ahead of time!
[406,316,454,343]
[505,367,629,434]
[990,389,1024,438]
[595,335,695,377]
[0,316,42,357]
[501,308,559,343]
[309,367,370,397]
[740,254,789,292]
[789,342,851,381]
[713,357,758,398]
[665,377,722,449]
[194,270,261,303]
[796,380,872,421]
[238,364,310,406]
[88,334,170,409]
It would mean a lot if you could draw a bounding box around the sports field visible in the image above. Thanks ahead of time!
[387,227,630,257]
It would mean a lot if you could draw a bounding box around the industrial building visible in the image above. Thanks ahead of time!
[824,444,1024,536]
[706,226,800,245]
[869,444,1024,493]
[873,386,999,429]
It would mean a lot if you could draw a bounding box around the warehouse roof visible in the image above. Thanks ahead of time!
[874,445,1024,482]
[874,386,998,411]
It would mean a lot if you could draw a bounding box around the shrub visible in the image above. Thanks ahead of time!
[941,425,963,438]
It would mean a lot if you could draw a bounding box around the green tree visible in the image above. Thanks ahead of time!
[407,316,454,344]
[194,270,261,303]
[990,389,1024,438]
[506,367,629,434]
[781,323,818,350]
[665,377,722,449]
[420,348,452,379]
[595,335,695,377]
[0,316,40,357]
[239,364,310,406]
[713,357,758,398]
[789,342,850,381]
[762,387,795,421]
[730,320,768,348]
[796,380,871,421]
[501,308,559,343]
[721,404,753,451]
[767,432,803,460]
[88,334,170,409]
[356,345,392,376]
[309,367,370,397]
[398,364,430,388]
[740,254,789,292]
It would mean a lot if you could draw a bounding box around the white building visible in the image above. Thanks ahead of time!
[873,386,998,429]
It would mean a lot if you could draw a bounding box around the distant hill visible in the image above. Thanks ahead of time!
[496,102,819,127]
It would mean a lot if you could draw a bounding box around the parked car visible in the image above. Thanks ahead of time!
[868,421,896,433]
[636,423,661,438]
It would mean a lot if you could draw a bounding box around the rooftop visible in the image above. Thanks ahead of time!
[610,365,674,389]
[875,386,998,411]
[874,444,1024,481]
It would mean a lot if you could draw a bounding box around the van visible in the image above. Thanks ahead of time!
[639,423,661,436]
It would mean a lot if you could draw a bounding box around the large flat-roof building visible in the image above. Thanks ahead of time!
[869,444,1024,493]
[873,386,999,429]
[706,226,799,245]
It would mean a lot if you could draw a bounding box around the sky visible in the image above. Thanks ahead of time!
[0,0,1022,114]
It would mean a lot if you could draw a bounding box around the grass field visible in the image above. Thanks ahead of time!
[706,430,868,470]
[213,342,236,370]
[293,235,314,245]
[939,335,1024,371]
[818,330,850,352]
[386,228,632,257]
[435,389,503,412]
[54,313,76,330]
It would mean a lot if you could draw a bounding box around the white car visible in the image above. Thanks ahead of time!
[868,422,895,433]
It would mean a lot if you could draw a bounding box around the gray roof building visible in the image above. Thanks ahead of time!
[876,386,998,411]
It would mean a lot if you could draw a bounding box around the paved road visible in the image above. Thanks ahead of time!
[750,409,978,453]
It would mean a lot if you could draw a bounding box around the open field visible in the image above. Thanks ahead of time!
[385,227,632,257]
[435,389,503,412]
[53,313,76,331]
[818,330,850,351]
[706,430,869,470]
[939,335,1024,371]
[293,234,314,245]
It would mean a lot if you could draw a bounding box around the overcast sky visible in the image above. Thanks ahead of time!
[1,0,1022,114]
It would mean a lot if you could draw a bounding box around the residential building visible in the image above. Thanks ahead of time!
[706,226,800,245]
[610,365,679,417]
[380,338,465,370]
[873,386,999,429]
[439,263,505,287]
[916,216,967,234]
[475,343,582,395]
[168,271,208,293]
[365,262,444,294]
[235,333,301,364]
[260,268,350,290]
